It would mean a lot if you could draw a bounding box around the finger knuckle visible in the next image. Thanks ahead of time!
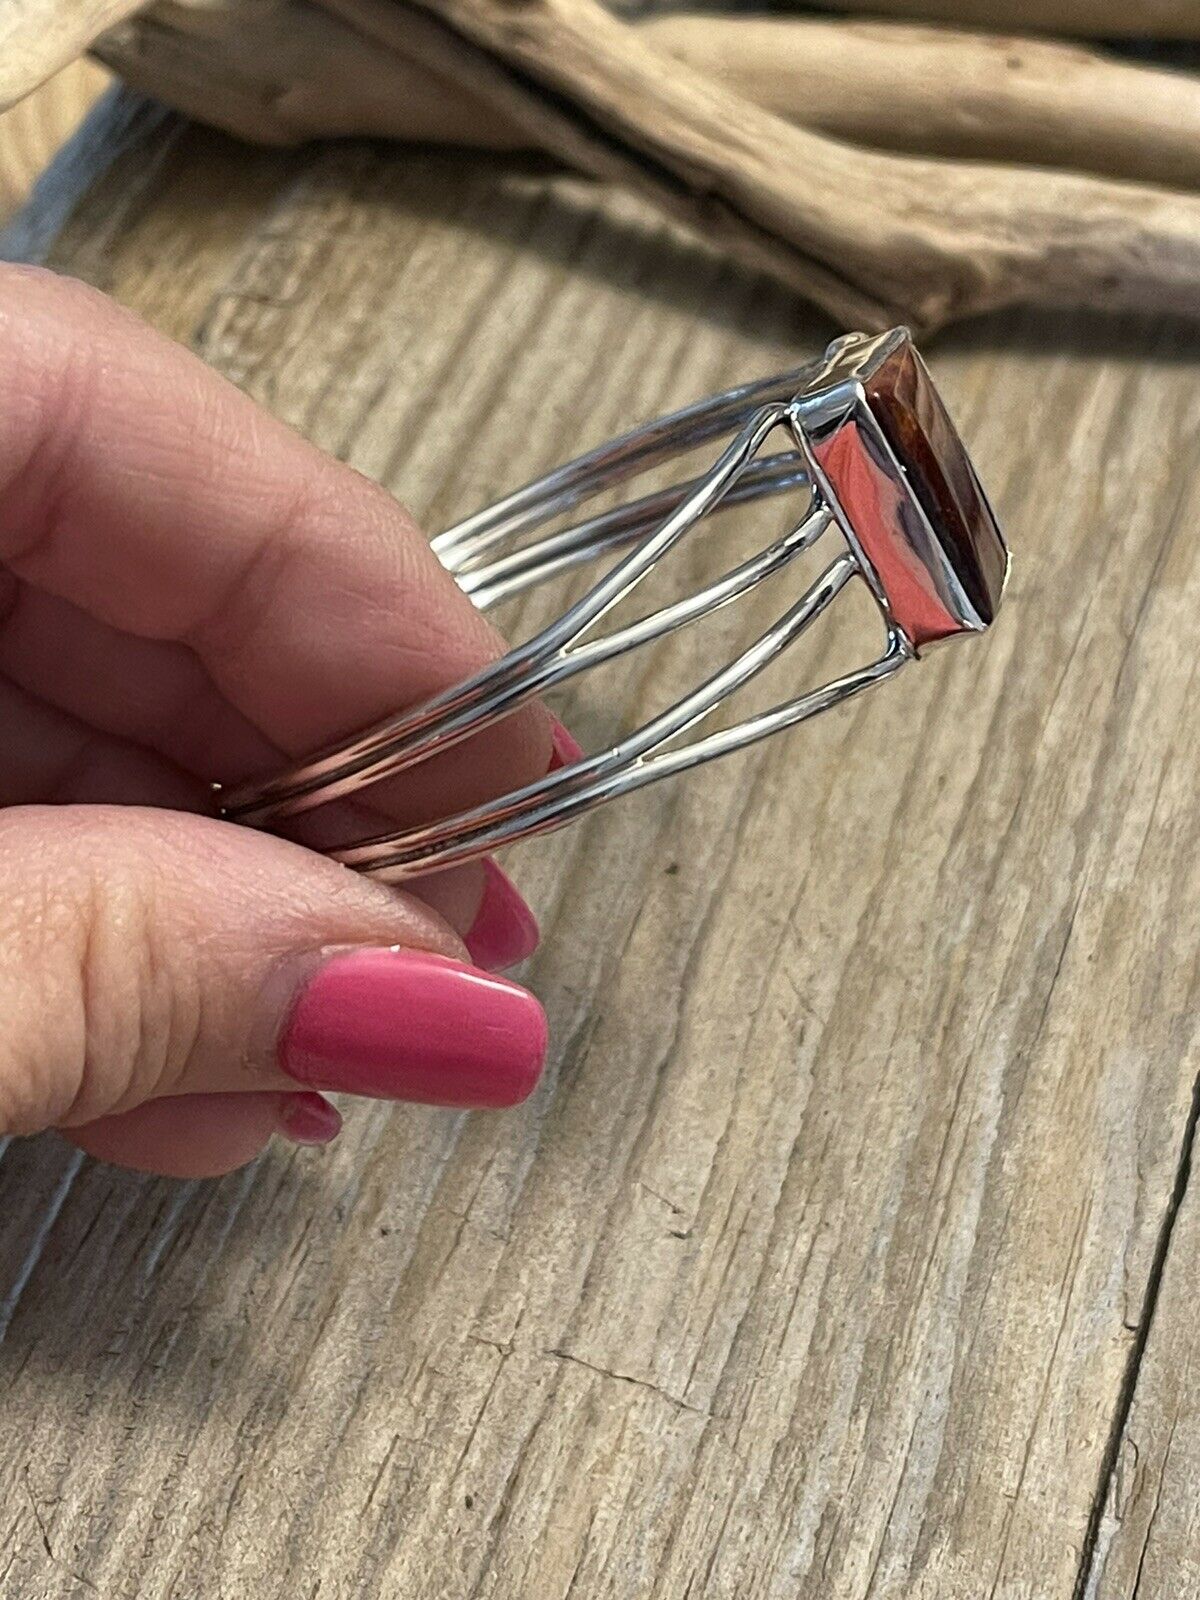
[0,815,197,1134]
[75,853,186,1122]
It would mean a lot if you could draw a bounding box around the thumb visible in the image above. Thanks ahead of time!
[0,805,547,1139]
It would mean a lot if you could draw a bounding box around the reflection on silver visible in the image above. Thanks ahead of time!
[222,330,1008,881]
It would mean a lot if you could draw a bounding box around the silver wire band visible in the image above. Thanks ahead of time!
[333,568,907,880]
[221,358,918,879]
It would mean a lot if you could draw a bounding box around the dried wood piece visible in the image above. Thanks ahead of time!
[12,0,1200,328]
[95,0,504,148]
[94,6,1200,194]
[316,0,1200,328]
[0,0,142,108]
[801,0,1200,39]
[645,17,1200,191]
[0,60,109,221]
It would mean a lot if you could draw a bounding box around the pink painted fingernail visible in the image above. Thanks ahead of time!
[278,948,547,1109]
[547,716,584,770]
[465,859,540,971]
[277,1091,342,1145]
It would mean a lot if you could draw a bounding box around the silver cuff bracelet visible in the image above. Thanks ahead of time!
[221,328,1010,881]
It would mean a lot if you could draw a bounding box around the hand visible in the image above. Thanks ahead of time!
[0,265,567,1177]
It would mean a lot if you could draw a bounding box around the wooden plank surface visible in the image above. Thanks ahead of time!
[1090,1117,1200,1600]
[2,92,1200,1599]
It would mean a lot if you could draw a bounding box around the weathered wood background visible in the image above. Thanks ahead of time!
[1,89,1199,1599]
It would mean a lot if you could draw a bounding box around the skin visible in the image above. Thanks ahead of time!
[0,264,554,1178]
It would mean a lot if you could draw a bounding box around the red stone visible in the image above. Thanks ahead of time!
[863,343,1007,634]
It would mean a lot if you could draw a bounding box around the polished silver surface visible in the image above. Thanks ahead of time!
[221,330,1008,881]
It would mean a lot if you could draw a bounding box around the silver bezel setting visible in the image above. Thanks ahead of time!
[789,328,1009,652]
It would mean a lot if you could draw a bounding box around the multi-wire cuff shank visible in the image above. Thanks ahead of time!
[220,329,1010,881]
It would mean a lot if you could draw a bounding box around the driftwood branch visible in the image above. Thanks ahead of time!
[801,0,1200,38]
[92,8,1200,195]
[0,0,143,106]
[647,18,1200,192]
[93,1,491,148]
[9,0,1200,329]
[309,0,1200,329]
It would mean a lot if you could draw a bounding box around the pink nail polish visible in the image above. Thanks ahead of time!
[465,860,540,971]
[547,716,584,770]
[279,948,547,1109]
[278,1091,343,1145]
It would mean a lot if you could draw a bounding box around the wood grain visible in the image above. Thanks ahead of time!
[1085,1087,1200,1598]
[10,1,1200,329]
[0,0,136,109]
[1,91,1200,1598]
[90,9,1200,190]
[802,0,1200,37]
[319,0,1200,329]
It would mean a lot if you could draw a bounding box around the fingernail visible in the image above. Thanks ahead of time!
[465,859,540,971]
[547,715,584,770]
[277,1091,342,1145]
[278,948,547,1109]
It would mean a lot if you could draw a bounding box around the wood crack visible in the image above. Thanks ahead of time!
[544,1347,711,1417]
[1073,1068,1200,1600]
[1128,1413,1175,1600]
[21,1469,100,1594]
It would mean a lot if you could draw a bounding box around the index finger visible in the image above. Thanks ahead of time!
[0,265,552,799]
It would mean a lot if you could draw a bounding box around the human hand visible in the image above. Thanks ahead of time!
[0,266,570,1177]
